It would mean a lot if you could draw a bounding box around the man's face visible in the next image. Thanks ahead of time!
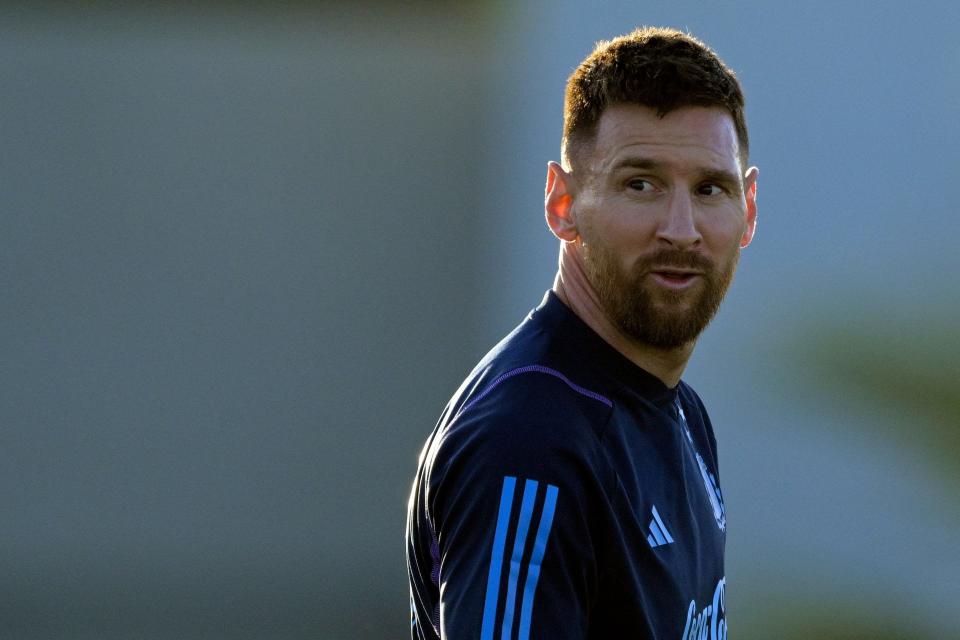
[571,104,757,349]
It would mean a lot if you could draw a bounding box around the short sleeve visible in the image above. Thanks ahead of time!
[425,373,613,640]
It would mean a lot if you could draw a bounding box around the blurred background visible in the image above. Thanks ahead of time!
[2,1,958,638]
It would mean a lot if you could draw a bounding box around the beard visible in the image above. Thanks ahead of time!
[583,244,738,350]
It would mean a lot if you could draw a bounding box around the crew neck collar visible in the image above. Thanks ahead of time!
[530,290,681,406]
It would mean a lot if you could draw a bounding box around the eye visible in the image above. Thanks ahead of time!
[627,179,656,192]
[697,183,725,196]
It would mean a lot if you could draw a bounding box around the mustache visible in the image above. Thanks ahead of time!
[635,249,714,273]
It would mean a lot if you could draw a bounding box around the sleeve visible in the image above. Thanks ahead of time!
[426,376,612,640]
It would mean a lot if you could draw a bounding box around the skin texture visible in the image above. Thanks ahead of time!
[544,104,758,388]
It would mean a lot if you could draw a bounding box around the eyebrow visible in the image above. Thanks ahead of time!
[608,156,742,191]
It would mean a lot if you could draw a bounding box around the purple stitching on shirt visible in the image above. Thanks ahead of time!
[429,527,441,632]
[429,530,440,586]
[458,364,613,419]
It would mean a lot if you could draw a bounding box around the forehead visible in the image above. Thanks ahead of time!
[588,104,741,174]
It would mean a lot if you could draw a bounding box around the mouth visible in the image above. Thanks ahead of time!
[648,269,703,288]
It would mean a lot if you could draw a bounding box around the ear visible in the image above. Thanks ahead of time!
[739,166,759,248]
[545,161,578,242]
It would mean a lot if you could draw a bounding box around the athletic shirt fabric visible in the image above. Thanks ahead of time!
[406,291,728,640]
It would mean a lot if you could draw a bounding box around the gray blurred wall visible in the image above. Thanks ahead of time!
[2,4,494,638]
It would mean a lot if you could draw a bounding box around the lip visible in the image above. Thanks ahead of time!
[649,270,703,289]
[650,267,703,276]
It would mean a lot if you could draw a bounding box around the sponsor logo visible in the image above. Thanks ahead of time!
[680,577,726,640]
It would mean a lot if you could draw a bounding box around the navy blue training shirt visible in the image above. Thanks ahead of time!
[407,291,728,639]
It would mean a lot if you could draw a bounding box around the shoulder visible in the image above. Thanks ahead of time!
[420,298,620,517]
[461,363,613,427]
[422,363,618,559]
[424,358,616,511]
[443,362,613,462]
[677,380,712,423]
[441,304,615,448]
[677,381,707,413]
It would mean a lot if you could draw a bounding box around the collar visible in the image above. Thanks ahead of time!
[530,290,681,407]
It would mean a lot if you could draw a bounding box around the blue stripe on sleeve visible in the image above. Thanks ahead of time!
[517,484,559,640]
[480,476,517,640]
[500,479,539,640]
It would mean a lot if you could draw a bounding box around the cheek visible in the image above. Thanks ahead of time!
[591,233,647,275]
[701,213,747,253]
[580,227,637,279]
[591,211,656,254]
[578,197,661,265]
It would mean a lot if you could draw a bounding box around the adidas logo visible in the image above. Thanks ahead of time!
[646,505,675,548]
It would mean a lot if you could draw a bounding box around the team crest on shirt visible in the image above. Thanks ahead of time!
[676,400,726,532]
[695,452,726,531]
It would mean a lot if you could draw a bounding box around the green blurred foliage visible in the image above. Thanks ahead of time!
[751,308,960,640]
[797,311,960,484]
[737,599,932,640]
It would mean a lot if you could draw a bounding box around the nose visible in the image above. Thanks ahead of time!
[656,191,702,250]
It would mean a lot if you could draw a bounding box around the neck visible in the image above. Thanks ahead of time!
[551,243,695,389]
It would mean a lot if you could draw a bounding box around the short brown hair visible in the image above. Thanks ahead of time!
[563,27,749,170]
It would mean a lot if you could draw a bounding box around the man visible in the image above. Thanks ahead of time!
[407,27,757,639]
